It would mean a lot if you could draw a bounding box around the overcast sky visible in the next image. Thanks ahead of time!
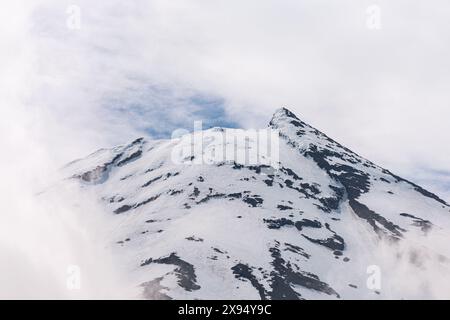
[6,0,448,199]
[1,0,450,299]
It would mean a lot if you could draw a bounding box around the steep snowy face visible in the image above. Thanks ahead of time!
[270,108,449,238]
[63,108,450,300]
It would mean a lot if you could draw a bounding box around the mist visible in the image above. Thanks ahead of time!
[0,1,136,299]
[1,0,449,298]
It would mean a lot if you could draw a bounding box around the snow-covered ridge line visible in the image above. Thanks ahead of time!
[62,107,450,300]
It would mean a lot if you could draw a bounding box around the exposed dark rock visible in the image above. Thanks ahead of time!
[232,216,339,298]
[168,189,183,196]
[264,218,294,229]
[302,234,344,252]
[303,145,371,200]
[280,167,303,181]
[290,120,304,128]
[75,152,123,184]
[108,195,124,203]
[231,264,268,300]
[277,205,293,211]
[300,183,321,195]
[302,223,344,252]
[190,187,200,198]
[268,246,339,299]
[186,236,204,242]
[117,150,142,167]
[349,199,405,239]
[212,247,226,254]
[141,175,163,188]
[400,213,433,232]
[322,185,346,211]
[141,253,200,291]
[135,194,161,209]
[242,195,264,207]
[385,171,449,206]
[120,174,133,181]
[228,192,243,199]
[114,204,133,214]
[197,192,227,204]
[247,165,273,174]
[284,243,310,259]
[294,219,322,231]
[144,163,163,174]
[141,172,179,188]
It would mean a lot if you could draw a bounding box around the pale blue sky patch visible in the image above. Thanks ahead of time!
[102,85,239,140]
[406,168,450,203]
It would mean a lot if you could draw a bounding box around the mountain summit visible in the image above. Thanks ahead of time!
[63,108,450,299]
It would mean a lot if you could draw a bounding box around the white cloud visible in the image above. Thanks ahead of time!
[13,0,450,171]
[1,0,449,298]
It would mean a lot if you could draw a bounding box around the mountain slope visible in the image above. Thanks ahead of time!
[63,108,450,299]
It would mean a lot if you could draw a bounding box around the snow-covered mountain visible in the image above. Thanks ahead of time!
[63,108,450,299]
